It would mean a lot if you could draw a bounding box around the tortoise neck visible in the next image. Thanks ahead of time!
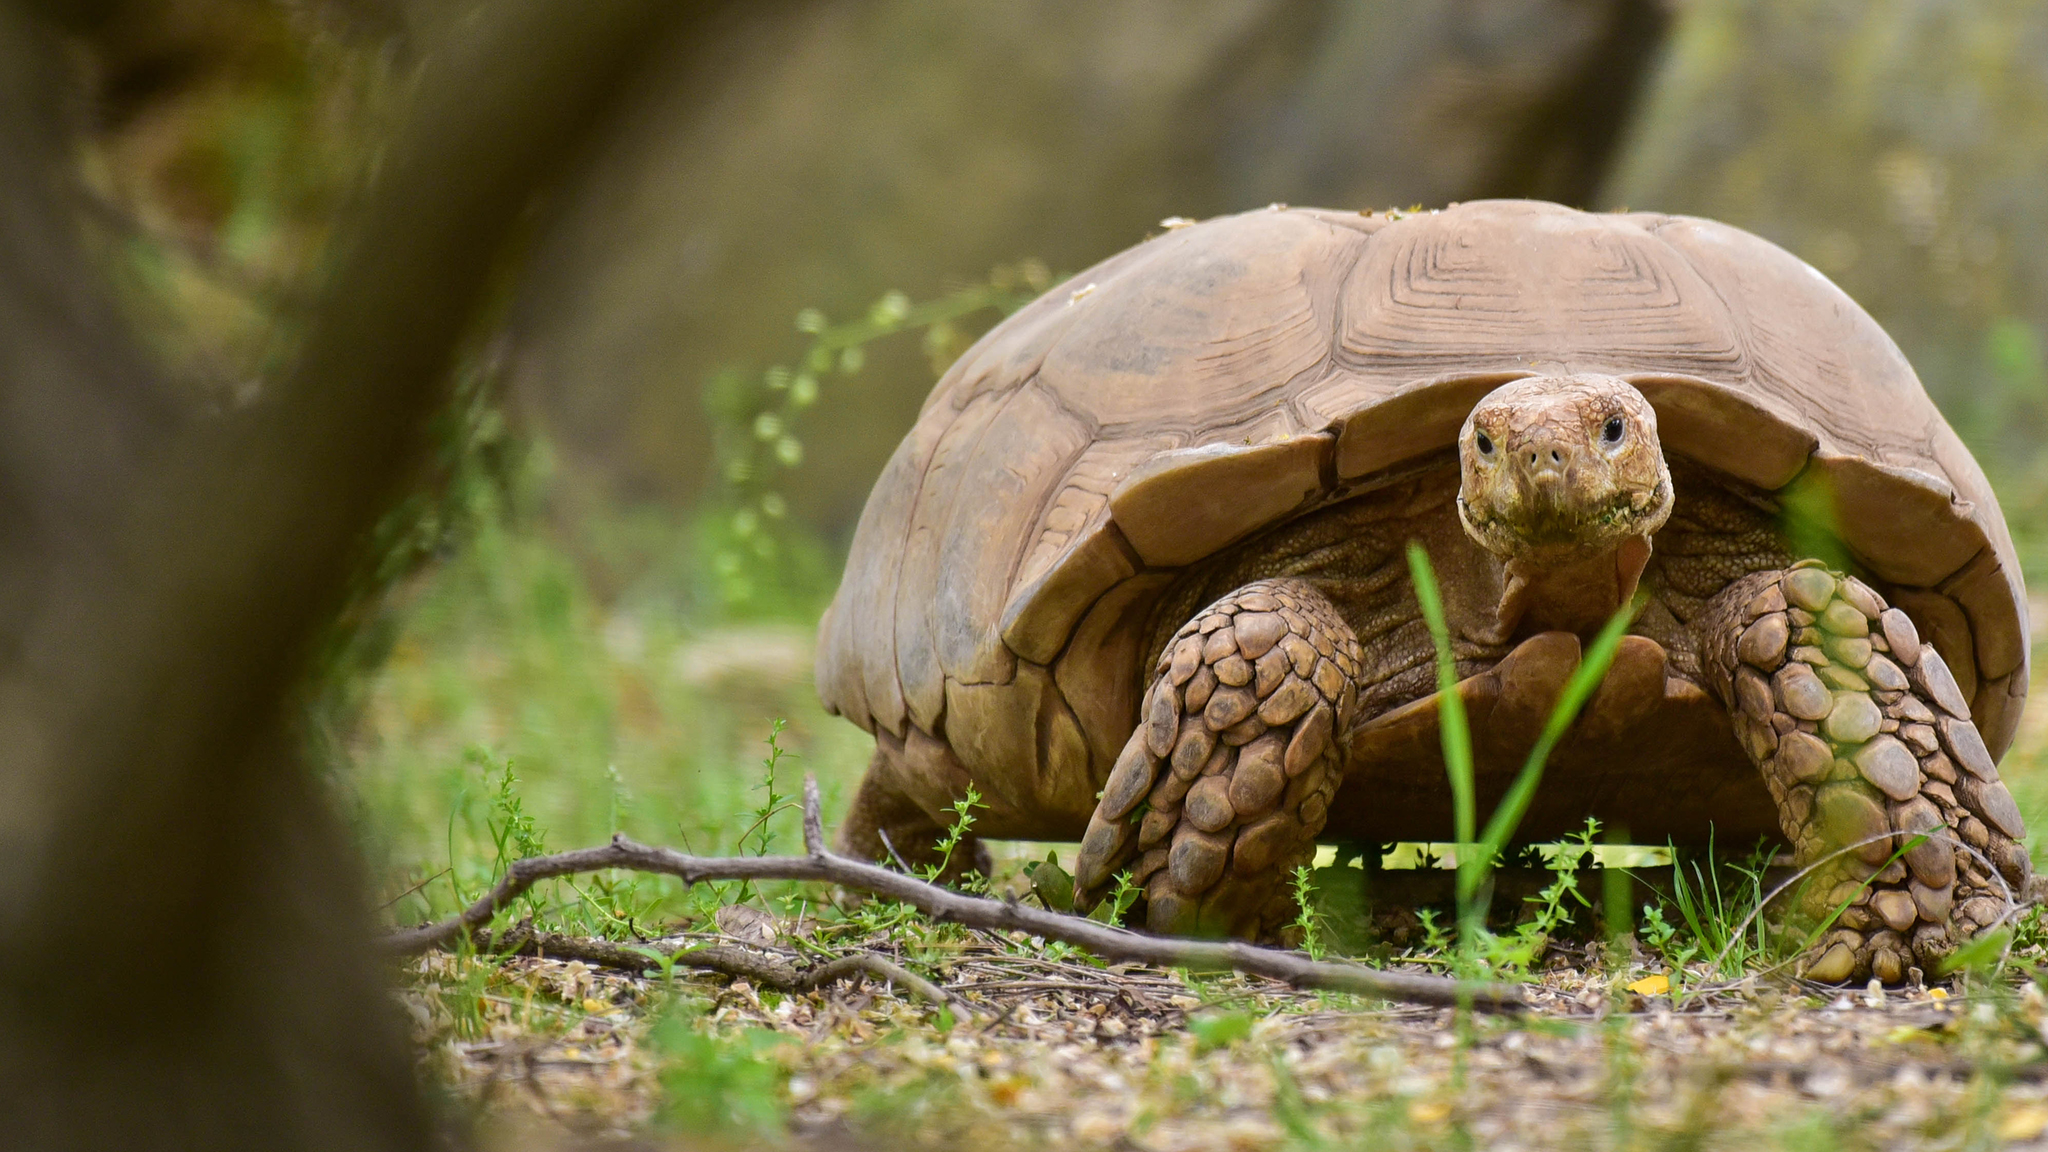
[1495,535,1650,641]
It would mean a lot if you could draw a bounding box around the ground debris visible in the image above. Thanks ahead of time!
[401,923,2048,1150]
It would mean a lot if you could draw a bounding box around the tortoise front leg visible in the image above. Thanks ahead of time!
[1702,562,2031,983]
[1072,578,1361,938]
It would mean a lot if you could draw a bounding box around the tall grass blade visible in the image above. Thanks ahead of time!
[1406,540,1641,951]
[1788,831,1935,958]
[1470,602,1637,886]
[1405,545,1477,933]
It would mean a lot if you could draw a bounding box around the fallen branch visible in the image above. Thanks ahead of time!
[390,776,1527,1012]
[486,924,965,1014]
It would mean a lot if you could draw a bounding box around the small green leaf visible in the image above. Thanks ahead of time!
[1939,927,2011,976]
[1187,1009,1252,1052]
[1026,857,1076,912]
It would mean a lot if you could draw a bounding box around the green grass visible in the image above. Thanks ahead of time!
[330,456,875,934]
[349,482,2048,965]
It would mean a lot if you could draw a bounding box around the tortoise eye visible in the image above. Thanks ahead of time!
[1602,415,1626,445]
[1474,430,1494,456]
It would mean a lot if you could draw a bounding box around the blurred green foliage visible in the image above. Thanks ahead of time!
[78,1,399,395]
[1613,0,2048,579]
[330,268,1053,930]
[697,265,1048,612]
[330,424,874,927]
[650,1011,792,1141]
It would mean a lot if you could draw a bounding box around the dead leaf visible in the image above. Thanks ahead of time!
[1998,1105,2048,1142]
[715,903,779,943]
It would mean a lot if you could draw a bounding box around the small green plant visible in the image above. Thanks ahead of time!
[1479,818,1600,972]
[2014,902,2048,953]
[1186,1008,1253,1053]
[629,943,695,988]
[825,789,994,950]
[558,873,653,940]
[467,748,549,919]
[702,266,1049,612]
[650,1007,791,1143]
[924,785,986,885]
[839,895,920,939]
[1660,833,1776,979]
[737,719,797,857]
[1414,908,1454,954]
[1638,902,1680,956]
[1089,868,1143,924]
[1533,821,1600,926]
[1290,865,1325,960]
[440,944,511,1042]
[484,751,546,870]
[732,719,800,904]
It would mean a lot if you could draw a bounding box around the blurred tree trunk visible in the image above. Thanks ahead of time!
[0,1,698,1146]
[515,0,1672,531]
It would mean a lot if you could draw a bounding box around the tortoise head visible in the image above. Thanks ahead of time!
[1455,374,1674,563]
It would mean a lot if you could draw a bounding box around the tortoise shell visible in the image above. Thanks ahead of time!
[815,200,2027,839]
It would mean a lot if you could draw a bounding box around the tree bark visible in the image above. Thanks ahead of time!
[0,2,704,1146]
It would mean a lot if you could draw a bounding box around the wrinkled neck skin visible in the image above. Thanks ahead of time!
[1495,535,1652,641]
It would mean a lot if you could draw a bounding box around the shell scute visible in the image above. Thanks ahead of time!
[1336,206,1745,380]
[1034,210,1355,429]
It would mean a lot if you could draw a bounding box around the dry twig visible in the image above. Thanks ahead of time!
[391,776,1527,1012]
[487,924,966,1014]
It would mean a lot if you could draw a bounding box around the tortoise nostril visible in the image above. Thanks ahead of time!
[1550,449,1562,464]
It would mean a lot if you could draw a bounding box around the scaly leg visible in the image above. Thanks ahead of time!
[1073,578,1362,937]
[1701,562,2031,982]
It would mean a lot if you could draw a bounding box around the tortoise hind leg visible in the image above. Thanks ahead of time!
[1073,578,1361,938]
[837,734,992,884]
[1702,562,2030,983]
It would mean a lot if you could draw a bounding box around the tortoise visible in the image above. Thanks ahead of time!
[815,199,2032,982]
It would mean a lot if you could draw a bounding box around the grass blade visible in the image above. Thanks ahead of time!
[1789,830,1937,958]
[1405,542,1641,954]
[1405,545,1477,922]
[1469,598,1638,894]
